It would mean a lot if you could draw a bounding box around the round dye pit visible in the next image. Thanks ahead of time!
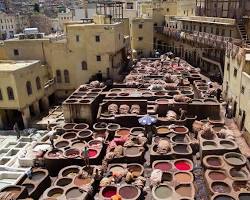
[94,122,107,129]
[154,162,172,171]
[224,153,246,166]
[203,141,217,149]
[74,123,88,130]
[229,168,248,179]
[174,160,191,171]
[31,171,46,181]
[72,142,85,149]
[212,182,231,193]
[130,127,144,136]
[233,181,248,192]
[172,135,188,143]
[48,188,64,198]
[157,127,171,135]
[55,141,69,148]
[65,149,80,158]
[62,168,80,177]
[173,127,188,134]
[74,176,92,186]
[154,185,173,199]
[66,187,84,199]
[175,184,192,197]
[102,186,117,198]
[162,172,173,182]
[48,150,63,158]
[78,130,92,138]
[22,183,34,194]
[119,185,139,199]
[56,178,72,186]
[206,157,222,167]
[239,193,250,200]
[174,172,193,183]
[128,164,143,177]
[214,195,235,200]
[208,171,226,181]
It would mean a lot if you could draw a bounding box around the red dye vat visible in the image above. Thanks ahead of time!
[154,162,172,171]
[102,186,117,198]
[174,161,191,171]
[88,149,97,158]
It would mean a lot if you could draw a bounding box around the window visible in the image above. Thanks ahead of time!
[7,87,14,100]
[64,70,70,83]
[230,30,232,37]
[76,35,79,42]
[167,8,169,12]
[241,86,245,94]
[233,68,237,77]
[26,81,32,96]
[216,28,219,35]
[199,26,202,32]
[138,37,143,41]
[193,25,196,31]
[81,61,87,70]
[211,27,214,34]
[56,70,62,83]
[96,55,101,61]
[203,26,206,32]
[138,24,143,29]
[13,49,19,56]
[227,63,230,71]
[0,89,2,100]
[36,77,41,90]
[95,35,100,42]
[127,2,133,9]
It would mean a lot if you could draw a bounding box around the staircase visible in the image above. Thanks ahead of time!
[237,19,250,46]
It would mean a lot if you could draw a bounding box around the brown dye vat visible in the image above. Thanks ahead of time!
[86,92,99,97]
[91,89,102,92]
[130,127,144,136]
[79,87,88,91]
[47,188,64,198]
[212,125,226,132]
[119,92,129,96]
[175,184,192,197]
[30,171,46,181]
[56,178,72,186]
[119,185,139,199]
[239,193,250,200]
[157,127,171,135]
[79,99,91,104]
[66,187,83,199]
[174,172,192,183]
[64,149,80,158]
[128,164,142,177]
[107,124,120,131]
[173,144,189,153]
[213,195,235,200]
[63,123,76,130]
[162,172,173,182]
[142,92,152,97]
[55,140,69,148]
[204,99,217,104]
[110,89,122,92]
[47,150,63,158]
[62,132,77,140]
[207,157,222,167]
[65,99,78,103]
[69,95,82,99]
[108,93,118,97]
[94,122,107,129]
[173,126,188,134]
[78,130,92,139]
[201,133,215,140]
[168,91,179,96]
[155,91,166,96]
[208,171,226,181]
[74,176,92,186]
[74,123,89,130]
[233,181,248,192]
[62,168,80,177]
[212,182,231,193]
[220,140,234,148]
[1,187,22,198]
[229,168,247,179]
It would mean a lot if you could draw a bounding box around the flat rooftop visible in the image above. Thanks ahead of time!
[0,60,40,72]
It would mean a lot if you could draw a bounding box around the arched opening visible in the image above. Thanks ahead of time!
[26,81,32,96]
[7,87,14,100]
[36,76,41,90]
[56,70,62,83]
[64,70,70,83]
[81,61,87,70]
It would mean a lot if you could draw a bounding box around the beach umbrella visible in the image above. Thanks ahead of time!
[138,115,157,126]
